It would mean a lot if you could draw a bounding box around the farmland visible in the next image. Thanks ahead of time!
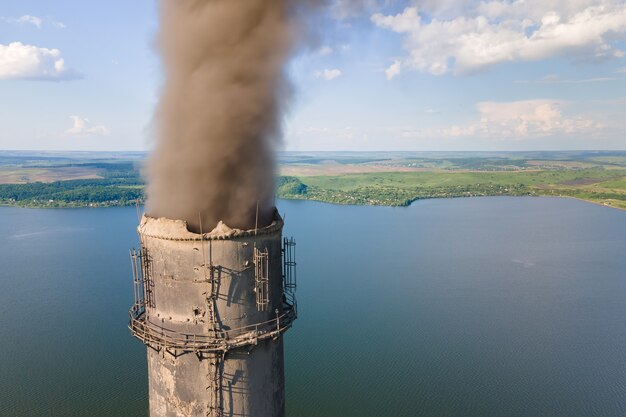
[1,151,625,210]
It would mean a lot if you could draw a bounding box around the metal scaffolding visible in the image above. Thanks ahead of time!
[128,239,297,356]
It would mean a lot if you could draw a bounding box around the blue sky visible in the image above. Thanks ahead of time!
[1,0,625,151]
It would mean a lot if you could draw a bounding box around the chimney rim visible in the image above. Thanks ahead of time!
[137,209,283,241]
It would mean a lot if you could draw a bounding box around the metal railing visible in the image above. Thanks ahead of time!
[129,237,298,356]
[128,300,297,355]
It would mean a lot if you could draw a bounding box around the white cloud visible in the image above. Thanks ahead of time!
[373,6,420,32]
[400,100,602,140]
[473,100,599,136]
[372,1,626,75]
[418,0,476,19]
[385,60,402,79]
[316,68,343,80]
[18,15,42,28]
[318,45,334,55]
[3,15,65,29]
[617,66,626,74]
[66,116,109,136]
[452,100,601,138]
[0,42,80,81]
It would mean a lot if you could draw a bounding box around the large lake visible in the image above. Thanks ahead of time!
[1,197,625,417]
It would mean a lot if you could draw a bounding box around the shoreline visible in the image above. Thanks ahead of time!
[2,194,624,212]
[281,194,626,212]
[535,194,626,212]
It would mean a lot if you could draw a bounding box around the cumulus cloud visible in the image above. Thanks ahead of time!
[399,100,602,140]
[472,100,600,136]
[372,0,626,75]
[66,116,109,136]
[451,100,600,138]
[316,68,343,80]
[0,42,80,81]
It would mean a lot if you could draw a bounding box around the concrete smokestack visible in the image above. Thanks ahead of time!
[130,211,297,416]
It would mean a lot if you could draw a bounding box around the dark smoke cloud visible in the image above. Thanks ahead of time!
[146,0,319,233]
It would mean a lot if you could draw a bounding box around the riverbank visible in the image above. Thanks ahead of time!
[2,152,625,211]
[276,172,626,211]
[2,188,625,213]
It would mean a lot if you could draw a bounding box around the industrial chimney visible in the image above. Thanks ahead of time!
[129,209,297,417]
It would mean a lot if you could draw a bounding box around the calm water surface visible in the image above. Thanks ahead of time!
[0,197,625,416]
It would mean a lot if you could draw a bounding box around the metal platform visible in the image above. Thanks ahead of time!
[129,240,297,357]
[128,296,297,356]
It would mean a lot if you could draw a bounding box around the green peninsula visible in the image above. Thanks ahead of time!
[1,151,626,210]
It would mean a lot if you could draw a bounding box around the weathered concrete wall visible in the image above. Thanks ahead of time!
[139,213,285,417]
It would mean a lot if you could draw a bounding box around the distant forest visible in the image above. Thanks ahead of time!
[0,162,143,207]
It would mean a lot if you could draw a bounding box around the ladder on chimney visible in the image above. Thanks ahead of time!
[207,262,221,337]
[198,213,221,338]
[140,247,154,308]
[282,237,297,293]
[207,352,224,417]
[130,247,154,314]
[254,247,269,311]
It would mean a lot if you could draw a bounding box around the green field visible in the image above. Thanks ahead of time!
[277,170,626,210]
[276,151,626,210]
[1,151,626,210]
[0,155,144,208]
